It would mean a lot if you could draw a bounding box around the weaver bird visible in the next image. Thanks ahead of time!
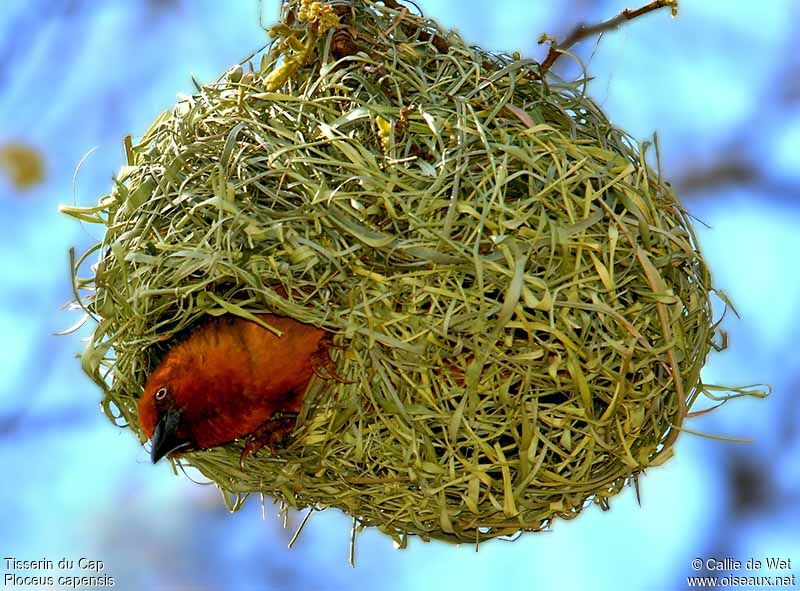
[138,313,338,465]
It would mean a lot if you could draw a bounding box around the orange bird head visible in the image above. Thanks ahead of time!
[138,314,329,464]
[138,357,196,464]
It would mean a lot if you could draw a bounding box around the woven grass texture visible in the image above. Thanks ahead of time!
[63,0,763,544]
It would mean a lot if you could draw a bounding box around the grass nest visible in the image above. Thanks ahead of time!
[63,0,763,545]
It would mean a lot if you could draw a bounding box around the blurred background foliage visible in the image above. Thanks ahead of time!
[0,1,797,590]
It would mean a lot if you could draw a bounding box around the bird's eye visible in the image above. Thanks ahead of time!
[155,386,168,401]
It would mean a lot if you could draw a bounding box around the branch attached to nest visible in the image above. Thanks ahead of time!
[539,0,678,75]
[380,0,450,53]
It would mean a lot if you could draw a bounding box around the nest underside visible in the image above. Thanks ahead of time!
[67,0,725,544]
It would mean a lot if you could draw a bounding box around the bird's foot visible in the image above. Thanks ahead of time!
[310,337,353,384]
[239,412,298,469]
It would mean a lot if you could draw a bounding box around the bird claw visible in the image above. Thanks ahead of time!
[239,412,298,469]
[310,338,353,384]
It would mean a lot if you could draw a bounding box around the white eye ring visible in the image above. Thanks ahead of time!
[155,387,168,401]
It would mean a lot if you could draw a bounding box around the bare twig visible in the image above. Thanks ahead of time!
[539,0,678,74]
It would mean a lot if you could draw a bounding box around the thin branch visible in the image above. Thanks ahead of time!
[539,0,678,74]
[675,157,759,195]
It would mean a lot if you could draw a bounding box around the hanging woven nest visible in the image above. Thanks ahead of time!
[63,0,759,545]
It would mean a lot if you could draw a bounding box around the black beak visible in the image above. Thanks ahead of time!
[150,407,190,463]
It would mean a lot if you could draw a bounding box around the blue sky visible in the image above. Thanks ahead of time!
[1,1,798,590]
